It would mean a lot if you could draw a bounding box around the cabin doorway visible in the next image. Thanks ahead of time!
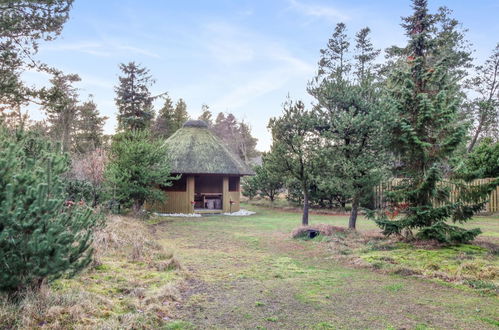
[194,175,223,211]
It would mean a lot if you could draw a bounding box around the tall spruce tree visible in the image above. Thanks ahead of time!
[172,98,189,131]
[309,24,387,229]
[153,94,176,139]
[42,71,80,152]
[115,62,155,131]
[74,98,107,153]
[0,126,100,292]
[370,0,493,244]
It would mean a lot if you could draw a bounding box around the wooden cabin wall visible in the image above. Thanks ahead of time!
[229,191,241,212]
[222,177,230,213]
[147,175,243,214]
[147,176,194,213]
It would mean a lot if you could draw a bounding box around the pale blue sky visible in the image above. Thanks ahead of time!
[24,0,499,150]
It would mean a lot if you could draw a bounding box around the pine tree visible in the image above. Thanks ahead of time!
[105,130,176,213]
[42,71,81,152]
[309,24,387,229]
[213,112,259,164]
[172,98,189,131]
[0,0,73,115]
[244,153,283,202]
[268,99,319,225]
[213,112,237,151]
[153,94,176,139]
[241,177,258,200]
[370,0,494,244]
[0,126,100,293]
[74,97,107,153]
[115,62,155,131]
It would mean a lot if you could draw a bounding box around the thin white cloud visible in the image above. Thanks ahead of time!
[203,22,256,64]
[288,0,349,22]
[204,23,315,111]
[41,40,160,59]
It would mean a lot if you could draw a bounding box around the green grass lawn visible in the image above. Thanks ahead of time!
[152,204,499,329]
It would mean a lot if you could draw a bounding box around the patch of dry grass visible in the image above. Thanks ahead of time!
[0,215,186,329]
[291,224,348,239]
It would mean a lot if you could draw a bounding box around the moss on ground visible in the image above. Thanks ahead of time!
[359,242,498,294]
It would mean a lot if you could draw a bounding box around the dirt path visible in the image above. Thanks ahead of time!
[155,212,498,329]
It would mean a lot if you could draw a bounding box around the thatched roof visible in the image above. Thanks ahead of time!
[164,120,254,175]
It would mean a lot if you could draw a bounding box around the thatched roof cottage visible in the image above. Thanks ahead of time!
[147,120,254,214]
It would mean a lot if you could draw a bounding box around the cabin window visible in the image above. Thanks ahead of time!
[229,177,240,192]
[164,175,187,191]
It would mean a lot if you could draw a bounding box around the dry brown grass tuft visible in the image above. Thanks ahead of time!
[93,215,178,268]
[291,224,347,238]
[0,285,109,329]
[154,257,183,272]
[93,215,158,256]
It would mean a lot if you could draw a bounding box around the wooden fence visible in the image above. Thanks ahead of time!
[374,178,499,213]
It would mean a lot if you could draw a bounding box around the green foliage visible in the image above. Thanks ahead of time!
[285,177,349,209]
[309,23,388,228]
[115,62,156,131]
[0,127,100,292]
[73,98,107,153]
[65,178,94,203]
[241,177,258,200]
[213,112,259,164]
[153,94,176,139]
[268,99,320,225]
[105,130,175,213]
[369,0,487,244]
[0,0,73,113]
[242,153,284,202]
[460,138,499,180]
[172,98,189,132]
[41,71,81,152]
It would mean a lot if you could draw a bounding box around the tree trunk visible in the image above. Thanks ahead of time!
[132,200,143,215]
[467,119,483,153]
[302,190,309,226]
[348,195,360,230]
